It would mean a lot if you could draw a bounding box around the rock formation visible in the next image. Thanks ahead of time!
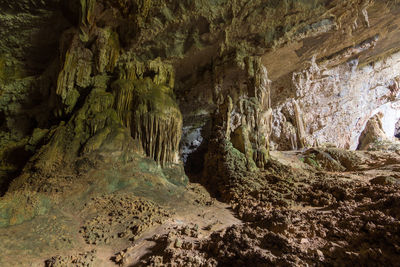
[358,112,388,150]
[1,0,400,266]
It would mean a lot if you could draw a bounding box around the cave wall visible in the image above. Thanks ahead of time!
[270,51,400,150]
[374,101,400,139]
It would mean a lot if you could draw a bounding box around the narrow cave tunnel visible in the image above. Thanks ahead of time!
[1,1,400,266]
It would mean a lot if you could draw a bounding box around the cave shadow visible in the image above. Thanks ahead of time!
[23,7,71,76]
[395,118,400,139]
[183,137,227,201]
[181,117,212,183]
[0,145,33,197]
[0,6,73,197]
[184,139,209,183]
[180,118,225,200]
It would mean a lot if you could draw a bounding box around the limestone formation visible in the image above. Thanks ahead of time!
[111,59,182,165]
[131,78,182,165]
[0,0,400,266]
[56,31,93,115]
[358,113,388,150]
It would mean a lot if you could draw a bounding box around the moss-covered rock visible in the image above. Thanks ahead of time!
[0,190,50,227]
[302,148,346,172]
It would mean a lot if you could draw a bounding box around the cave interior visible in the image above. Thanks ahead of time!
[1,0,400,266]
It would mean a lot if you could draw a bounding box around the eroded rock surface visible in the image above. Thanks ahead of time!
[132,151,400,267]
[1,0,400,266]
[81,194,171,245]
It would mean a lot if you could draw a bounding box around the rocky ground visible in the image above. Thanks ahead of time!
[1,148,400,266]
[134,149,400,266]
[0,148,400,266]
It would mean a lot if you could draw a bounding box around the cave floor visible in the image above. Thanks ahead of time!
[0,180,240,266]
[1,149,400,266]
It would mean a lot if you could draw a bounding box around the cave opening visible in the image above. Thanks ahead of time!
[180,118,212,183]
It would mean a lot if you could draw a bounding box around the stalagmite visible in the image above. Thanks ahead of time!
[358,112,388,150]
[252,60,272,168]
[293,99,307,149]
[211,57,272,169]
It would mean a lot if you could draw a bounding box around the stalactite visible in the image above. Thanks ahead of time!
[287,122,298,150]
[117,58,175,87]
[112,80,134,129]
[80,0,96,26]
[215,95,233,139]
[113,60,182,166]
[131,78,182,166]
[56,35,93,114]
[95,28,120,73]
[148,58,175,88]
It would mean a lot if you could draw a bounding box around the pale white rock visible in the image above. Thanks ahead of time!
[270,51,400,150]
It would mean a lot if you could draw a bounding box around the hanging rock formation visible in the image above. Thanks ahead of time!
[112,59,182,165]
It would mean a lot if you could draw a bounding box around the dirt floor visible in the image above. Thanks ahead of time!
[1,149,400,266]
[0,178,240,266]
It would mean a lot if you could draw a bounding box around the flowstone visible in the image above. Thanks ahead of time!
[113,59,182,166]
